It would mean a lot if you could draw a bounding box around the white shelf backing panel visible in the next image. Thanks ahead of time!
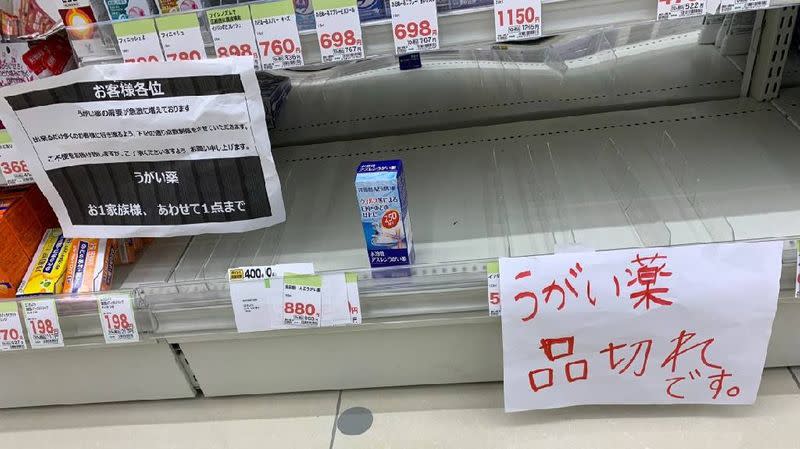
[0,342,196,408]
[273,22,743,146]
[772,85,800,125]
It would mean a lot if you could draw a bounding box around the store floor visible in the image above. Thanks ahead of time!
[1,368,799,448]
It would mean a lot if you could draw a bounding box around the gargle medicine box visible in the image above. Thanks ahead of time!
[355,160,413,268]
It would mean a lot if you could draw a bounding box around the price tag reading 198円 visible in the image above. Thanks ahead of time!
[0,301,26,351]
[98,293,139,344]
[207,6,261,68]
[21,298,64,349]
[312,0,364,63]
[113,18,165,63]
[250,0,304,70]
[283,275,322,327]
[656,0,706,20]
[155,13,207,62]
[390,0,439,55]
[494,0,542,42]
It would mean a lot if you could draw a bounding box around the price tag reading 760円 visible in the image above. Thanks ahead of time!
[155,13,207,62]
[207,6,261,68]
[312,0,364,63]
[494,0,542,42]
[283,275,322,327]
[21,298,64,349]
[251,0,304,70]
[0,301,26,351]
[656,0,706,20]
[390,0,439,55]
[98,293,139,344]
[113,19,165,63]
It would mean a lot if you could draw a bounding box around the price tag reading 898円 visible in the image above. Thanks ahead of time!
[113,19,166,63]
[250,0,304,70]
[207,6,261,68]
[21,298,64,349]
[494,0,542,42]
[656,0,706,20]
[312,0,364,63]
[155,13,207,62]
[283,275,322,327]
[97,293,139,344]
[390,0,439,55]
[0,301,26,351]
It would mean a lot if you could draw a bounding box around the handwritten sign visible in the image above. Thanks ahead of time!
[499,241,782,411]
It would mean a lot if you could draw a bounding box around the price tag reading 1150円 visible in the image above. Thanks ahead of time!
[251,0,304,70]
[207,6,261,68]
[283,275,322,327]
[21,298,64,349]
[312,0,364,63]
[0,301,26,351]
[113,19,166,63]
[390,0,439,55]
[98,293,140,344]
[155,13,207,61]
[494,0,542,42]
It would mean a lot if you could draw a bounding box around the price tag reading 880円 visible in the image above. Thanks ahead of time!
[0,301,26,351]
[494,0,542,42]
[390,0,439,55]
[250,0,304,70]
[155,13,207,62]
[656,0,706,21]
[21,298,64,349]
[283,275,322,327]
[98,293,139,344]
[312,0,364,63]
[207,6,261,68]
[113,19,165,63]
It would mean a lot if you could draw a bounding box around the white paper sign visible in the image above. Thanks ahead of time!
[0,301,26,351]
[0,125,33,186]
[98,292,139,344]
[207,6,261,69]
[487,261,501,317]
[0,58,286,238]
[500,241,782,412]
[283,274,322,327]
[251,0,305,70]
[319,272,361,326]
[494,0,542,42]
[228,263,315,333]
[706,0,769,13]
[113,19,166,63]
[312,0,364,63]
[155,13,207,62]
[21,299,64,349]
[389,0,439,55]
[656,0,706,21]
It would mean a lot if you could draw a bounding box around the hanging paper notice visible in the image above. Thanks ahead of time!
[312,0,364,63]
[494,0,542,42]
[0,58,286,238]
[113,19,166,63]
[155,13,207,61]
[389,0,439,54]
[656,0,706,20]
[499,241,782,412]
[706,0,769,13]
[251,0,305,70]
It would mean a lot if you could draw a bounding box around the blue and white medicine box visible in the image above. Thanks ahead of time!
[355,160,414,268]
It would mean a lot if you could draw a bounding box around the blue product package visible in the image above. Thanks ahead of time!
[294,0,316,31]
[355,160,414,269]
[358,0,389,21]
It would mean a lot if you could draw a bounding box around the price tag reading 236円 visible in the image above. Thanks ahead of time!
[312,0,364,63]
[207,6,261,68]
[390,0,439,55]
[494,0,542,42]
[155,13,207,61]
[113,18,165,63]
[251,0,304,70]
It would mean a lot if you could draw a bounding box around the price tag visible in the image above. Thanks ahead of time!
[709,0,770,13]
[251,0,304,70]
[494,0,542,42]
[21,299,64,349]
[346,272,362,324]
[312,0,364,63]
[795,240,799,298]
[155,13,207,62]
[98,293,139,344]
[283,275,322,327]
[228,263,315,333]
[0,301,26,351]
[207,6,261,68]
[389,0,439,55]
[487,261,501,317]
[656,0,706,21]
[113,18,165,63]
[0,127,33,186]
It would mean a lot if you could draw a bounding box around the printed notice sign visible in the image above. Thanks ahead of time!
[0,58,286,238]
[500,241,782,411]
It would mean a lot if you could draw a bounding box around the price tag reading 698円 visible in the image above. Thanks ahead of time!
[494,0,542,42]
[283,275,322,327]
[251,0,304,70]
[312,0,364,63]
[98,293,139,344]
[113,19,166,63]
[207,6,261,68]
[21,298,64,349]
[390,0,439,55]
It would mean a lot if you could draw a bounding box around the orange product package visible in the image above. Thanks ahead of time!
[62,238,116,294]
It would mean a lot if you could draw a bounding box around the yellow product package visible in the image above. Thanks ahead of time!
[63,238,116,294]
[17,229,72,296]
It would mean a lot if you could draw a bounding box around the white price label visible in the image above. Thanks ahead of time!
[207,6,261,68]
[0,301,26,351]
[389,0,439,55]
[283,275,322,327]
[487,261,501,317]
[707,0,769,13]
[251,0,304,70]
[155,13,207,62]
[494,0,542,42]
[346,273,362,324]
[656,0,706,21]
[113,19,166,63]
[312,0,364,63]
[795,240,799,298]
[98,293,139,344]
[0,129,33,186]
[21,299,64,349]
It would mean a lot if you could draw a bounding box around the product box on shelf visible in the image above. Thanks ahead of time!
[17,228,72,296]
[355,160,414,269]
[103,0,159,19]
[357,0,389,21]
[62,238,116,294]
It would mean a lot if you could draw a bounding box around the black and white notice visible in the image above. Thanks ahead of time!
[0,57,285,238]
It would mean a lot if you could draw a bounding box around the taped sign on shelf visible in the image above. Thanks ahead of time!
[499,241,782,412]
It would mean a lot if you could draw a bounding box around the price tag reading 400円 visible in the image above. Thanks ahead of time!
[390,0,439,55]
[494,0,542,42]
[312,0,364,63]
[0,301,26,351]
[98,293,140,344]
[251,0,304,70]
[283,275,322,327]
[207,6,261,68]
[656,0,706,20]
[21,298,64,349]
[113,19,166,63]
[155,13,207,62]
